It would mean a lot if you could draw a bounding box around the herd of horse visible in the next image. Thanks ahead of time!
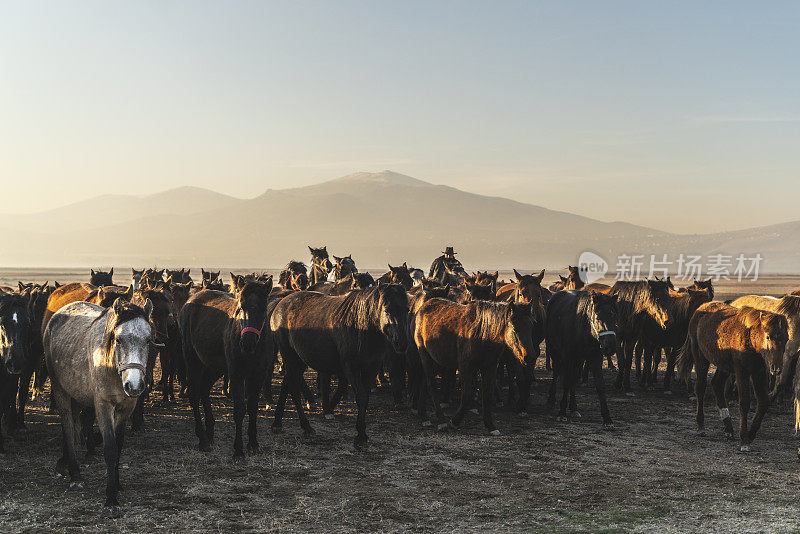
[1,251,799,516]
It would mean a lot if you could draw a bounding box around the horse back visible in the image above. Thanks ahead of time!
[180,290,237,369]
[42,282,96,337]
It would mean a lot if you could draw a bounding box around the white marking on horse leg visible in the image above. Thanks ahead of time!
[489,429,501,436]
[719,407,730,420]
[421,420,432,427]
[324,414,334,420]
[437,423,448,431]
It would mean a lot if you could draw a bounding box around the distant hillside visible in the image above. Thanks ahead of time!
[0,171,796,271]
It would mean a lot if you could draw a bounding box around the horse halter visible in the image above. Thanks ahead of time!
[590,319,616,341]
[240,312,267,341]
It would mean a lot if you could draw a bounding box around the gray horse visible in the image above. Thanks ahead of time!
[44,298,154,516]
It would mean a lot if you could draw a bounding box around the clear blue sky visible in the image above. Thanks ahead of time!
[1,1,798,233]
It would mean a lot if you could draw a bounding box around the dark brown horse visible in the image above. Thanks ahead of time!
[0,291,32,453]
[90,268,114,287]
[270,284,409,446]
[678,302,788,451]
[279,261,309,291]
[165,268,192,284]
[377,263,415,290]
[308,246,333,285]
[546,290,618,427]
[413,298,534,435]
[180,280,274,457]
[331,255,358,281]
[604,279,672,394]
[548,266,585,292]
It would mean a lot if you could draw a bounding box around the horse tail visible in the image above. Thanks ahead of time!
[676,334,694,382]
[793,357,800,433]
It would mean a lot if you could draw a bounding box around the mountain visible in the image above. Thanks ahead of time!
[0,171,794,272]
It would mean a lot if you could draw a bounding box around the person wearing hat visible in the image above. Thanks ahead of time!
[429,246,465,283]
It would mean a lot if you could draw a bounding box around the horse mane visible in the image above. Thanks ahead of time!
[331,287,380,329]
[737,306,767,329]
[610,280,664,321]
[99,301,150,355]
[286,261,307,274]
[473,300,511,342]
[777,295,800,317]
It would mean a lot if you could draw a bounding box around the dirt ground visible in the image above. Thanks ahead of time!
[2,275,800,533]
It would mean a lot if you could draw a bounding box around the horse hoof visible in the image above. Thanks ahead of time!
[232,451,245,462]
[625,392,636,398]
[69,481,84,490]
[489,429,501,436]
[421,420,433,428]
[724,431,734,441]
[570,411,582,419]
[271,425,283,434]
[106,505,123,519]
[439,403,450,409]
[557,416,568,423]
[696,430,706,437]
[324,414,334,420]
[740,445,751,452]
[198,441,211,452]
[602,422,615,431]
[247,442,260,453]
[469,408,479,415]
[303,428,316,438]
[517,411,528,418]
[663,390,673,396]
[437,423,448,431]
[354,436,369,449]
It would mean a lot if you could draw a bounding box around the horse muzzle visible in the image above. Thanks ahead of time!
[597,330,617,356]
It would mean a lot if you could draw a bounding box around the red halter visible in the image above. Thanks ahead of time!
[240,314,267,341]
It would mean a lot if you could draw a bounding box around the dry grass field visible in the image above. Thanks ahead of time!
[2,273,800,532]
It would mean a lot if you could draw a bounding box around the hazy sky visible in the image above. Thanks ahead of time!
[1,2,798,233]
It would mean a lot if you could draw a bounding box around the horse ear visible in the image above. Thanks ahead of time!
[55,281,62,288]
[109,267,114,276]
[124,284,133,299]
[18,282,25,292]
[402,262,407,269]
[143,298,153,320]
[388,264,393,270]
[347,254,352,259]
[322,246,327,252]
[334,255,341,262]
[91,269,95,276]
[185,268,190,275]
[112,297,125,315]
[263,277,274,294]
[493,271,499,280]
[514,269,522,282]
[534,269,545,284]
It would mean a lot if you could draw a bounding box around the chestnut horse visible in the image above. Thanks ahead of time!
[180,280,274,457]
[730,294,800,401]
[413,298,534,435]
[270,284,409,447]
[678,302,788,451]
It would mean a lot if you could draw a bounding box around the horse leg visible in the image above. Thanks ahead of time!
[389,349,406,408]
[694,359,709,435]
[80,407,98,457]
[546,344,559,409]
[746,365,770,447]
[771,347,799,402]
[513,358,531,415]
[52,385,82,484]
[95,402,121,510]
[320,373,332,417]
[271,372,290,433]
[17,368,33,428]
[650,346,662,389]
[623,340,635,394]
[481,362,500,435]
[664,346,677,393]
[634,341,642,380]
[641,343,653,391]
[590,355,613,428]
[734,366,752,449]
[451,363,474,428]
[288,365,314,436]
[229,368,246,460]
[246,372,262,453]
[710,369,734,439]
[418,348,444,426]
[201,369,218,443]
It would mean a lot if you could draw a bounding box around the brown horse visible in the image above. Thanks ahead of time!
[41,283,133,337]
[180,280,274,457]
[730,294,800,401]
[603,280,672,394]
[308,246,333,285]
[90,268,114,287]
[413,298,534,435]
[377,263,415,290]
[331,255,358,281]
[548,266,585,292]
[279,261,309,291]
[270,284,409,447]
[678,302,788,451]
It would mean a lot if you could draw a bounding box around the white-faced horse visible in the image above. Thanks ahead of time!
[44,298,154,516]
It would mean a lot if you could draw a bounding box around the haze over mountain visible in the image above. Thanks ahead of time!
[0,171,795,272]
